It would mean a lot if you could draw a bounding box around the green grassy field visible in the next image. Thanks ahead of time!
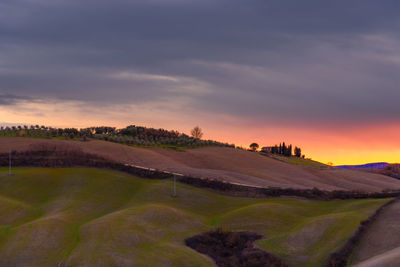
[265,153,328,168]
[0,168,388,266]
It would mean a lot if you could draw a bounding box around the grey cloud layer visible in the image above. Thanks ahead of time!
[1,0,400,124]
[0,94,31,106]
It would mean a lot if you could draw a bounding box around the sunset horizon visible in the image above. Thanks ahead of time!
[1,117,398,165]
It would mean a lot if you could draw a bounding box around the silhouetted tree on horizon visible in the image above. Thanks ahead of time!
[250,143,259,152]
[266,142,302,158]
[191,126,204,139]
[294,146,301,157]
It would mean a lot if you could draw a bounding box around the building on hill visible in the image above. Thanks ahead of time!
[261,146,274,153]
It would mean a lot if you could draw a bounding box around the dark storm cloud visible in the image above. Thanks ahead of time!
[1,0,400,124]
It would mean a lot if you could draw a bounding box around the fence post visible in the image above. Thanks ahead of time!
[173,174,177,197]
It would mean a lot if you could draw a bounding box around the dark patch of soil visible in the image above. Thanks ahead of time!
[185,228,288,267]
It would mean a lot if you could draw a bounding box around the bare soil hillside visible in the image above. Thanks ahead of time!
[1,137,400,192]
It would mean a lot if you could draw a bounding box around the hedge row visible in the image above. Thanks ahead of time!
[178,176,400,200]
[0,149,172,179]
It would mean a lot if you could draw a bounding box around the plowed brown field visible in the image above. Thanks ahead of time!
[1,137,399,192]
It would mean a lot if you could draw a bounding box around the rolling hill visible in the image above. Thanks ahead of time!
[1,137,400,192]
[351,200,400,266]
[0,168,389,266]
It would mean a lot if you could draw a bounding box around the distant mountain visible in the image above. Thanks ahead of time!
[336,162,389,170]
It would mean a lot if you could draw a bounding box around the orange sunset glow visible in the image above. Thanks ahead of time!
[2,101,399,165]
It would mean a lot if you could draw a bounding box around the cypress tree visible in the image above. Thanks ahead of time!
[294,147,302,157]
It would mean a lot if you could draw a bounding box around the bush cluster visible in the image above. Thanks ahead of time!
[380,164,400,179]
[178,176,400,200]
[0,125,234,149]
[261,141,304,158]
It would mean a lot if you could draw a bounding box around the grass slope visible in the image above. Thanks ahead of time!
[350,200,400,266]
[0,168,390,266]
[265,153,328,168]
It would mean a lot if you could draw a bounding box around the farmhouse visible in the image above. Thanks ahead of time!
[261,146,274,153]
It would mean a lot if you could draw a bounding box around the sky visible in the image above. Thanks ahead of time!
[1,0,400,165]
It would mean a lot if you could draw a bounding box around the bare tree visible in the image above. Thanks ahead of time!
[191,126,203,139]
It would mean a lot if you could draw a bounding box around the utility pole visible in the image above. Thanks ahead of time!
[8,149,12,176]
